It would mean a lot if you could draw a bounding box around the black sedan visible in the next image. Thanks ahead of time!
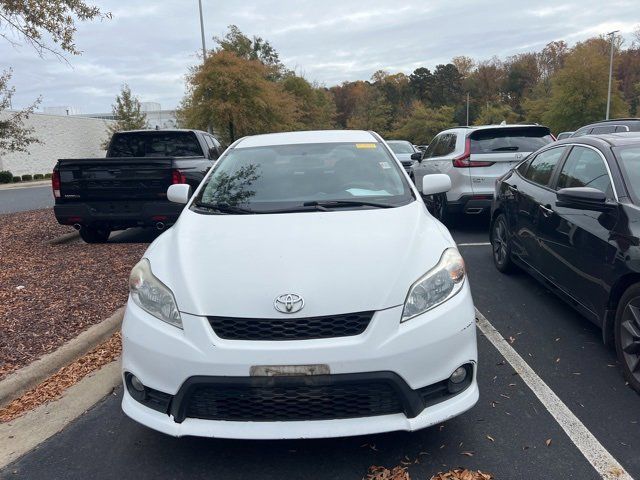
[490,133,640,392]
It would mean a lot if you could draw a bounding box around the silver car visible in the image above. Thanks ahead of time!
[413,125,554,226]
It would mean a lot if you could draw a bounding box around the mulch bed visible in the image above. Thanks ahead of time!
[0,332,122,422]
[0,209,146,380]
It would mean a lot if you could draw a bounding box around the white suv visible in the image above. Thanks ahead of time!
[413,125,554,225]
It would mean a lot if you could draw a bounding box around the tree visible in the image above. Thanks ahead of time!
[346,83,393,135]
[431,64,463,107]
[0,0,108,155]
[452,56,475,79]
[214,25,287,78]
[0,69,39,153]
[282,76,336,130]
[503,53,540,111]
[474,103,520,125]
[392,102,455,145]
[179,51,298,143]
[542,40,629,133]
[104,84,147,145]
[330,80,370,128]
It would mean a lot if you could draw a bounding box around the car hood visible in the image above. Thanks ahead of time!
[143,202,454,318]
[394,153,414,165]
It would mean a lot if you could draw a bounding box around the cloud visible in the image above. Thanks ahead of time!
[0,0,638,112]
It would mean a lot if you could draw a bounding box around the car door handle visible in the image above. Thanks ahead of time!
[539,204,553,217]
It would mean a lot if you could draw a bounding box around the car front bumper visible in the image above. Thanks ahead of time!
[121,285,478,439]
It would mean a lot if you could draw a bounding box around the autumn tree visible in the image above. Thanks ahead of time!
[392,102,455,145]
[346,83,393,135]
[282,75,336,130]
[104,84,147,145]
[542,39,629,133]
[474,103,520,125]
[180,51,298,143]
[0,0,108,155]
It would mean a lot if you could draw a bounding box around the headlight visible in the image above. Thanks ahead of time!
[401,248,465,322]
[129,258,182,328]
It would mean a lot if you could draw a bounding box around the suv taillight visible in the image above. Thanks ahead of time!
[452,138,495,168]
[171,169,187,184]
[52,170,61,198]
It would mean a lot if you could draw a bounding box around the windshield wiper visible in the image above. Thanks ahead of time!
[302,200,394,209]
[192,201,254,214]
[491,146,519,151]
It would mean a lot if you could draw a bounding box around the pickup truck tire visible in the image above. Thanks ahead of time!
[79,226,111,244]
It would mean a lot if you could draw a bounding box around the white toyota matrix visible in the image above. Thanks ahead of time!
[121,130,478,439]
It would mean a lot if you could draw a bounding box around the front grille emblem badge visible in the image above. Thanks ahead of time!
[274,294,304,314]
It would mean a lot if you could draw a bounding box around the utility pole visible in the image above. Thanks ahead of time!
[198,0,207,61]
[466,93,470,126]
[606,30,619,120]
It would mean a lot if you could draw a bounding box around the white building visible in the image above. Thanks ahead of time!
[76,102,179,130]
[0,111,114,177]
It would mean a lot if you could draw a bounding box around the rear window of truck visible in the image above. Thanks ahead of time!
[108,131,203,157]
[470,127,553,154]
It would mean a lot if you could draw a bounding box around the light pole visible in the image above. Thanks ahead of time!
[198,0,207,61]
[606,30,619,120]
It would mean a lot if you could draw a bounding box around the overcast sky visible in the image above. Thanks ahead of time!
[2,0,638,113]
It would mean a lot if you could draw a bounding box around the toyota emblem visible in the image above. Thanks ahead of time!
[274,294,304,314]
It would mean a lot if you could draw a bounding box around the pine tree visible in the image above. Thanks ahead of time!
[104,84,147,146]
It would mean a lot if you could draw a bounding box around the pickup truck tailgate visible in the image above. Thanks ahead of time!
[57,158,174,200]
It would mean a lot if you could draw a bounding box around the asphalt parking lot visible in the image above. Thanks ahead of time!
[3,215,639,480]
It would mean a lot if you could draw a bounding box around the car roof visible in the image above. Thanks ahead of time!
[386,139,412,144]
[116,128,209,134]
[440,124,548,134]
[554,132,640,148]
[235,130,379,148]
[579,118,640,127]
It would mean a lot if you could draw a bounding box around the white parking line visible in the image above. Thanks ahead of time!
[476,309,633,480]
[457,242,491,246]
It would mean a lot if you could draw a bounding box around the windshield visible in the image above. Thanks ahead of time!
[191,142,413,214]
[615,145,640,203]
[108,131,204,157]
[470,127,553,154]
[387,141,414,154]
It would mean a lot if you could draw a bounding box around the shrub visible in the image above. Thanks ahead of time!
[44,173,52,179]
[21,174,33,181]
[12,176,22,182]
[0,171,12,183]
[33,174,44,180]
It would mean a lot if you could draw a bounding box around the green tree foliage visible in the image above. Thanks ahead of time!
[104,84,147,145]
[431,64,464,107]
[541,39,629,133]
[282,76,336,130]
[392,102,455,145]
[409,67,433,103]
[346,83,393,136]
[474,103,520,125]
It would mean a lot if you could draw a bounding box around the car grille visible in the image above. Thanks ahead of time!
[184,381,404,421]
[208,311,374,341]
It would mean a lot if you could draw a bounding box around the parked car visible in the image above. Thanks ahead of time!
[490,132,640,392]
[386,139,420,180]
[570,118,640,137]
[53,129,223,243]
[556,131,574,140]
[121,130,478,439]
[414,125,554,226]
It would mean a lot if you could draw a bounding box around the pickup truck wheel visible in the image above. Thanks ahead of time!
[615,284,640,394]
[79,226,111,244]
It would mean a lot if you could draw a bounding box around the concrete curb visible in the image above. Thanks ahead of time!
[0,307,125,409]
[0,359,121,468]
[47,231,80,245]
[0,180,50,191]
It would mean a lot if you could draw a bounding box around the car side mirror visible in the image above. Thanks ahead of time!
[422,174,451,196]
[556,187,610,211]
[167,184,192,204]
[410,152,422,161]
[208,147,220,160]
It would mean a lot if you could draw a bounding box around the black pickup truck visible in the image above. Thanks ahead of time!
[53,129,222,243]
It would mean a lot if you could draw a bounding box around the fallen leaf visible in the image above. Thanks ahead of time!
[545,439,552,447]
[486,435,495,442]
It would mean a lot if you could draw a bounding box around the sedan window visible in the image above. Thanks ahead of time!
[523,147,567,187]
[615,145,640,203]
[557,146,612,198]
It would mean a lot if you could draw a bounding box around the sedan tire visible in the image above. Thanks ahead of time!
[426,193,456,228]
[615,284,640,394]
[79,226,111,244]
[490,214,515,273]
